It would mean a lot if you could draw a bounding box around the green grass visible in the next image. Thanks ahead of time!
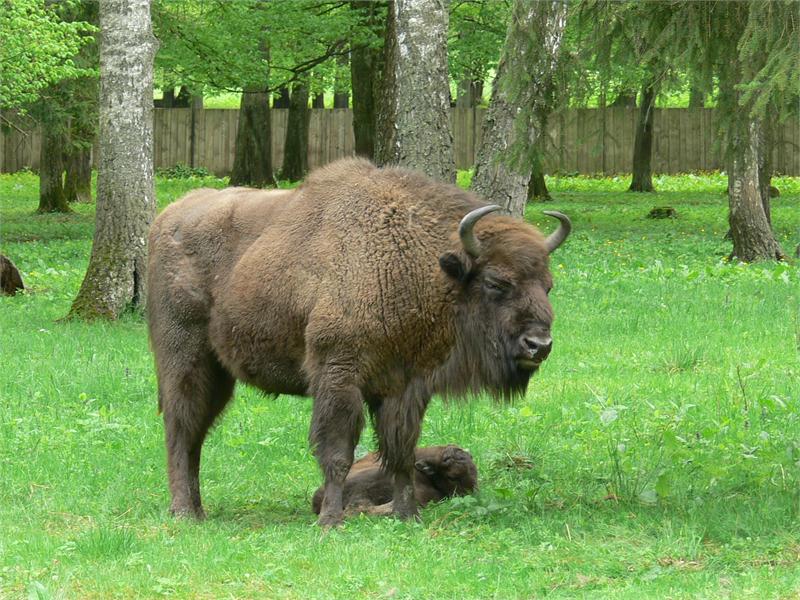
[1,170,799,598]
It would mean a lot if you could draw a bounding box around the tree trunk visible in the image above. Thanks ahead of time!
[728,119,785,262]
[375,0,455,182]
[174,85,191,107]
[159,87,175,108]
[351,43,377,158]
[68,0,158,320]
[471,0,567,216]
[312,93,325,109]
[757,117,773,226]
[333,91,349,109]
[527,111,551,202]
[333,54,350,108]
[64,146,92,203]
[527,163,550,202]
[688,86,705,108]
[456,79,482,108]
[273,86,290,108]
[611,89,636,107]
[230,87,275,187]
[628,80,656,192]
[281,82,310,181]
[350,1,382,159]
[38,123,70,213]
[351,19,380,158]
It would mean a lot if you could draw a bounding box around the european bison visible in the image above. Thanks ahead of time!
[312,445,478,515]
[147,158,570,526]
[0,255,24,296]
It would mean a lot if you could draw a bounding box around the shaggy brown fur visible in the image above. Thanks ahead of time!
[311,445,478,515]
[0,255,24,296]
[147,158,569,526]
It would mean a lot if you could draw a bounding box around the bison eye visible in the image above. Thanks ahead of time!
[483,277,511,297]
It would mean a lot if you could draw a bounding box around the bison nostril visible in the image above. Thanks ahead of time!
[523,336,552,358]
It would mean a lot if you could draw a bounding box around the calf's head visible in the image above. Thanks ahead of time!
[437,207,571,399]
[414,445,478,497]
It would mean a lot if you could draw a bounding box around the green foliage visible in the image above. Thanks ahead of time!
[448,0,508,90]
[736,1,799,120]
[1,172,799,597]
[153,0,376,95]
[0,0,96,108]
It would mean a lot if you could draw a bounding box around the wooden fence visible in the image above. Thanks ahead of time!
[2,107,798,175]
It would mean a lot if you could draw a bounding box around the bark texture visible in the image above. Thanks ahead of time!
[69,0,158,319]
[281,82,310,181]
[273,87,290,108]
[757,118,773,226]
[628,80,656,192]
[230,87,275,187]
[471,0,567,216]
[728,120,785,262]
[375,0,455,182]
[527,159,550,202]
[64,146,92,203]
[350,1,382,160]
[37,123,70,213]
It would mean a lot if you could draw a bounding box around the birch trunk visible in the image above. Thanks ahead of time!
[471,0,567,216]
[728,120,785,262]
[375,0,454,183]
[68,0,157,319]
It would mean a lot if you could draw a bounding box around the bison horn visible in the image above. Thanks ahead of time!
[459,205,501,258]
[543,211,572,254]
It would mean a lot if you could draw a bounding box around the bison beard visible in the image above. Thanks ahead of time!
[147,158,570,526]
[312,445,478,515]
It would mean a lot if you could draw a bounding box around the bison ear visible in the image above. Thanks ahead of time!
[439,251,471,283]
[415,459,436,476]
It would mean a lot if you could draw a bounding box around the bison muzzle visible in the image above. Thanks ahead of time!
[147,158,570,526]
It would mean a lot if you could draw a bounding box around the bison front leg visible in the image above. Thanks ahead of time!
[374,387,430,521]
[309,376,365,527]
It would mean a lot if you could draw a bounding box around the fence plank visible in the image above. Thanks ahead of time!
[3,107,798,176]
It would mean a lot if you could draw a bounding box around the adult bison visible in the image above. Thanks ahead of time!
[147,158,570,526]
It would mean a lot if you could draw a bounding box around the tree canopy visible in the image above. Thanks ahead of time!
[0,0,95,109]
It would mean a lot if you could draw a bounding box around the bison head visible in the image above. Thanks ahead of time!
[414,445,478,497]
[434,207,571,400]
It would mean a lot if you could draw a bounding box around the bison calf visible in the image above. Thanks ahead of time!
[312,445,478,515]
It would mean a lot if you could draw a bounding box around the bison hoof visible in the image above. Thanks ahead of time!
[170,503,206,521]
[317,511,344,528]
[393,507,421,522]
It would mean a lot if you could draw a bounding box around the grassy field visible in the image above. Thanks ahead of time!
[1,170,799,599]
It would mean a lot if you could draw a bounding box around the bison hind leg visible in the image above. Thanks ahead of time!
[159,348,235,519]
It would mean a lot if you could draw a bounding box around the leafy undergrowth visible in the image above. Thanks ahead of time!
[1,171,799,599]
